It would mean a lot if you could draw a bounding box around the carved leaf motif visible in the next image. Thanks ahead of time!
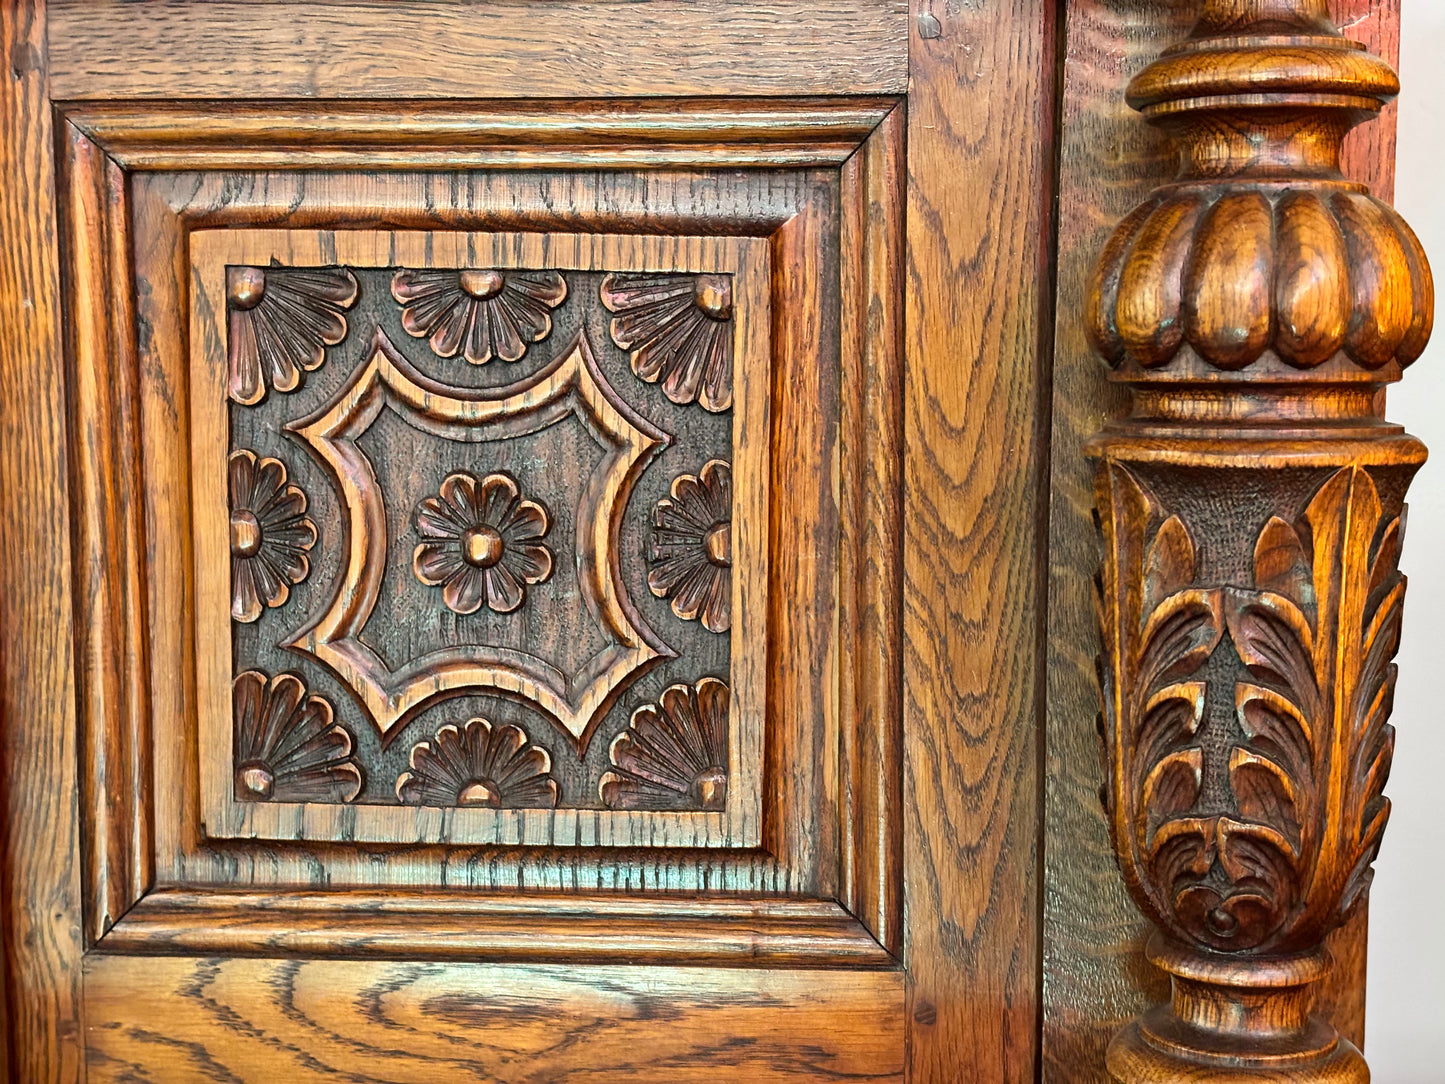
[1229,747,1302,853]
[1174,817,1299,950]
[1136,588,1224,694]
[1254,515,1316,619]
[1223,590,1316,701]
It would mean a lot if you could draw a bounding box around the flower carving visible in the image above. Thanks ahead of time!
[648,460,732,634]
[227,265,358,405]
[233,670,362,803]
[228,449,317,623]
[412,471,554,615]
[391,269,567,365]
[600,273,733,412]
[600,678,729,811]
[396,717,559,808]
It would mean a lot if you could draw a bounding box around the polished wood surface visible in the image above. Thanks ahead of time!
[903,0,1057,1078]
[1043,2,1402,1075]
[84,957,906,1082]
[0,1,84,1076]
[45,0,909,101]
[0,0,1426,1078]
[1085,0,1433,1079]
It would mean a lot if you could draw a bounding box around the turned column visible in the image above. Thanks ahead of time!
[1086,1,1434,1080]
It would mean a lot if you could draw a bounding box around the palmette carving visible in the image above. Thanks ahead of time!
[601,272,734,412]
[396,717,559,808]
[600,678,729,811]
[228,449,316,623]
[392,269,566,365]
[224,265,735,810]
[227,266,358,404]
[648,460,732,633]
[233,670,362,803]
[1087,2,1431,1079]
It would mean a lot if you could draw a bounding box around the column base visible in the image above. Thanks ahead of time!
[1105,936,1370,1083]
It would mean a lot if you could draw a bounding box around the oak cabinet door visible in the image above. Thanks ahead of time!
[1,0,1064,1079]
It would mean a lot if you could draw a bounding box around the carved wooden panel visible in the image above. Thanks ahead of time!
[189,231,769,846]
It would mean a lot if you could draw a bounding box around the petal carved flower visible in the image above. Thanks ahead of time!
[229,449,317,624]
[391,269,567,364]
[227,266,358,405]
[412,471,554,615]
[233,670,362,803]
[648,460,731,634]
[600,273,734,412]
[396,717,559,808]
[600,678,729,811]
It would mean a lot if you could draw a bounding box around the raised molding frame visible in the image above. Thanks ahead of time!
[58,99,905,968]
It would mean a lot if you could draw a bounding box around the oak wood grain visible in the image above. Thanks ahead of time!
[903,0,1057,1078]
[127,168,847,897]
[101,889,895,968]
[1043,2,1403,1077]
[46,0,909,101]
[1078,0,1429,1078]
[84,956,906,1082]
[60,123,154,944]
[0,0,84,1077]
[1042,6,1192,1077]
[63,98,900,172]
[839,108,906,956]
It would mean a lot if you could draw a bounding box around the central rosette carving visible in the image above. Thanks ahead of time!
[285,326,674,752]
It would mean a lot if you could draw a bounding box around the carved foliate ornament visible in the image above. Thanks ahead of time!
[1086,1,1432,1080]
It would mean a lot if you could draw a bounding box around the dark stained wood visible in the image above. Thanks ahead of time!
[0,0,85,1077]
[903,0,1057,1078]
[46,0,909,101]
[1084,1,1433,1079]
[83,956,906,1082]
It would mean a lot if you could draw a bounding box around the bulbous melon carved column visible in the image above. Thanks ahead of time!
[1085,1,1434,1080]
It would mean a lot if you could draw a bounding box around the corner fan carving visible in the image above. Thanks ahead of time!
[224,268,735,811]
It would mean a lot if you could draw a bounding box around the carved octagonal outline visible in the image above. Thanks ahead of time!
[188,229,769,849]
[285,326,674,749]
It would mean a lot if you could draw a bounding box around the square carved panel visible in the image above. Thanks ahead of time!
[189,231,769,847]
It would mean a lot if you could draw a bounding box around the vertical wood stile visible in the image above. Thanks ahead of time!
[1086,1,1434,1079]
[0,0,85,1077]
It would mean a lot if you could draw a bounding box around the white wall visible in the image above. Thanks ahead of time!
[1365,6,1445,1079]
